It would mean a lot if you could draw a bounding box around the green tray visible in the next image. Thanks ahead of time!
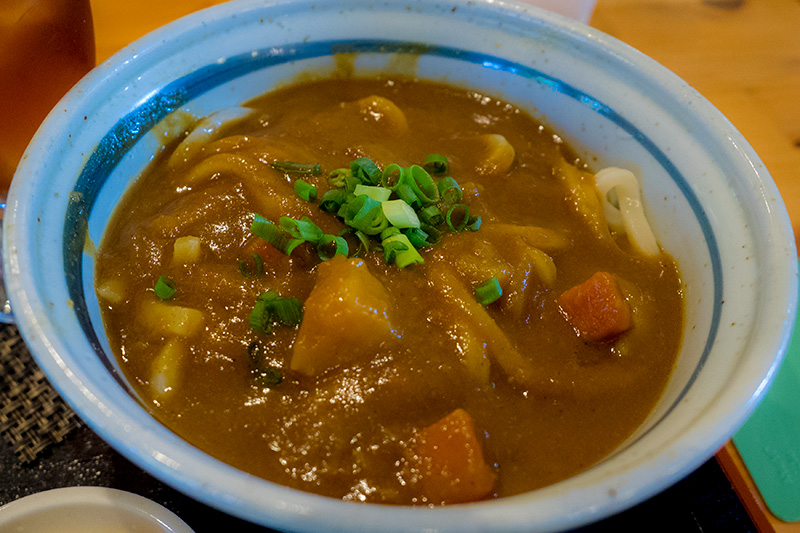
[733,286,800,522]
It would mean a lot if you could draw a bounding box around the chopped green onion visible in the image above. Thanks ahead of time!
[249,290,303,334]
[344,195,389,235]
[381,199,420,228]
[270,296,303,326]
[320,189,348,213]
[249,298,273,334]
[317,234,349,261]
[328,168,352,188]
[251,214,310,256]
[437,176,463,204]
[475,277,503,305]
[271,161,321,175]
[394,182,421,210]
[247,341,283,387]
[257,290,280,303]
[247,340,265,366]
[255,367,283,386]
[382,236,408,264]
[354,184,392,203]
[337,227,371,257]
[343,174,361,193]
[294,179,318,202]
[260,154,477,269]
[238,253,264,278]
[423,154,448,176]
[406,165,440,204]
[403,227,430,248]
[445,204,470,232]
[350,157,382,185]
[380,226,401,241]
[284,238,306,255]
[419,205,445,226]
[251,214,290,252]
[279,216,324,243]
[420,223,442,245]
[349,228,371,256]
[154,276,177,300]
[250,213,276,236]
[337,198,350,219]
[467,215,482,232]
[382,233,424,268]
[381,163,404,189]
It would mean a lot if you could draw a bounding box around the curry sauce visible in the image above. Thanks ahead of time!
[95,77,683,505]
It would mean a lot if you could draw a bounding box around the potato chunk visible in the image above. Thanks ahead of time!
[96,278,127,304]
[291,257,397,376]
[138,300,205,337]
[172,235,202,264]
[150,338,186,398]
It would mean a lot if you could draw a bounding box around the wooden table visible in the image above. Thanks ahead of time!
[89,0,800,529]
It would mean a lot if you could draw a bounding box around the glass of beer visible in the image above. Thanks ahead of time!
[0,0,94,321]
[0,0,95,206]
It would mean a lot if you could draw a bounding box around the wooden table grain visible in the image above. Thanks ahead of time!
[89,0,799,529]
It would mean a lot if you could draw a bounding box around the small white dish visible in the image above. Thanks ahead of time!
[0,487,194,533]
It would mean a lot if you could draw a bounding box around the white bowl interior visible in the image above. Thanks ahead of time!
[4,0,796,531]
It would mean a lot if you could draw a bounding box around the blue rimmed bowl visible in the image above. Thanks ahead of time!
[3,0,797,531]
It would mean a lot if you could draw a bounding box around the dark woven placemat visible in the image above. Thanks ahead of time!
[0,325,81,462]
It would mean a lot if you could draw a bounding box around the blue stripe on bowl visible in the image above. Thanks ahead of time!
[63,38,723,438]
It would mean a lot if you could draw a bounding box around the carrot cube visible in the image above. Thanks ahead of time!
[414,408,496,504]
[558,271,631,341]
[242,237,285,264]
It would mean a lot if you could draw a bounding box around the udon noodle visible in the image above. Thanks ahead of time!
[595,167,659,256]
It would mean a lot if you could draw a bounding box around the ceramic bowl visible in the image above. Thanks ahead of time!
[4,0,797,531]
[0,488,194,532]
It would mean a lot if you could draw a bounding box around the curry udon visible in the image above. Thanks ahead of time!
[94,77,683,505]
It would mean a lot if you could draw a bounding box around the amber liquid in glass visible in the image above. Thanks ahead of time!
[0,0,95,202]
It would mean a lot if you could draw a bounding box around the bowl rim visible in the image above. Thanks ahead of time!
[0,487,194,532]
[4,0,797,531]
